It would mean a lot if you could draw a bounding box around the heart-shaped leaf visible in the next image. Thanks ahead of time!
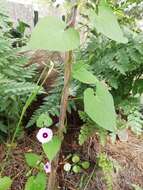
[88,0,128,43]
[72,63,98,84]
[84,83,116,132]
[25,172,46,190]
[25,153,41,168]
[24,16,80,52]
[42,136,61,161]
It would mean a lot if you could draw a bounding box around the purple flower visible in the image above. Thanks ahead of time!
[44,162,51,173]
[36,128,53,144]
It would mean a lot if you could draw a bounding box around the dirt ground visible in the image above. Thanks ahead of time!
[84,131,143,190]
[0,129,143,190]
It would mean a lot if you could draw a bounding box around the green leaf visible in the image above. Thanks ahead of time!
[42,136,61,161]
[0,176,12,190]
[81,161,90,169]
[35,173,47,190]
[25,176,35,190]
[0,122,7,133]
[79,124,96,145]
[72,63,98,84]
[25,153,41,168]
[88,0,128,43]
[72,165,81,173]
[36,113,53,128]
[84,83,116,132]
[133,79,143,95]
[25,172,46,190]
[72,155,80,163]
[24,16,80,52]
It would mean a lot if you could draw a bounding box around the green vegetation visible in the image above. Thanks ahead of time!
[0,0,143,189]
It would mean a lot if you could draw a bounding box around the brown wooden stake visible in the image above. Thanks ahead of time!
[47,2,78,190]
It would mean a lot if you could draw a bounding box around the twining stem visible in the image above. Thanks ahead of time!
[58,51,73,137]
[47,52,73,190]
[47,2,78,190]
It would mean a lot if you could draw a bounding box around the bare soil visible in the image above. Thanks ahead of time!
[83,131,143,190]
[0,129,143,190]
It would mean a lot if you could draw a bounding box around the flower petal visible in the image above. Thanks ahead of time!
[36,128,53,144]
[44,162,51,173]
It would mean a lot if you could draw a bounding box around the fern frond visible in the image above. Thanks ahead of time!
[26,75,64,127]
[0,81,41,96]
[78,111,96,145]
[79,124,96,145]
[81,32,143,100]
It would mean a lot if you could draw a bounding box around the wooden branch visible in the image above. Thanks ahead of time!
[47,2,78,190]
[58,51,73,136]
[59,1,78,136]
